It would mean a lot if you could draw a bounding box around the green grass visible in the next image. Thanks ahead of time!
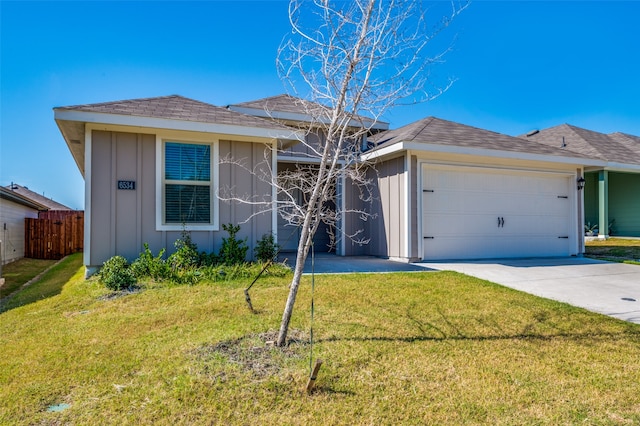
[0,257,57,298]
[1,253,83,312]
[1,262,640,424]
[585,237,640,264]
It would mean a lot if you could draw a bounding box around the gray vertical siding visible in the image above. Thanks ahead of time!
[114,132,139,260]
[342,175,370,256]
[90,130,114,265]
[88,130,274,268]
[91,131,159,265]
[278,131,324,158]
[366,155,407,259]
[218,140,273,256]
[140,134,162,251]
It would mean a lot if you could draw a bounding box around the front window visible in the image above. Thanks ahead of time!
[164,142,212,224]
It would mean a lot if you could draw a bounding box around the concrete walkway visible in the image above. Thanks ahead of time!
[279,253,433,274]
[420,257,640,324]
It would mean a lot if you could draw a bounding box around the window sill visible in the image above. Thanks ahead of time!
[157,224,219,232]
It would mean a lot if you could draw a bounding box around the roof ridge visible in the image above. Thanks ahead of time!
[407,116,435,142]
[231,93,306,107]
[55,94,196,110]
[564,124,615,158]
[611,131,640,140]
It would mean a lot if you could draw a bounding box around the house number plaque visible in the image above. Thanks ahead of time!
[117,180,136,190]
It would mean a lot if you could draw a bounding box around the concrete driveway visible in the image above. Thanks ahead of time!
[419,257,640,324]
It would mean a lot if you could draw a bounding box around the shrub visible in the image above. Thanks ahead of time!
[219,223,248,265]
[254,233,279,263]
[100,256,137,291]
[198,251,218,267]
[131,243,170,280]
[168,230,200,270]
[171,267,202,285]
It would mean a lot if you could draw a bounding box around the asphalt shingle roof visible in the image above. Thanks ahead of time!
[0,186,49,211]
[231,94,312,115]
[524,124,640,165]
[371,117,592,159]
[5,183,73,210]
[56,95,293,131]
[4,184,71,210]
[230,94,389,129]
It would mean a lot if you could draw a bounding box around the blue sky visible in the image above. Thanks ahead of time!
[1,1,639,209]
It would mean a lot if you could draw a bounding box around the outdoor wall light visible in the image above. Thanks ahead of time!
[577,177,586,190]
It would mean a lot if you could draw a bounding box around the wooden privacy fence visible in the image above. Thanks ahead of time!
[25,211,84,260]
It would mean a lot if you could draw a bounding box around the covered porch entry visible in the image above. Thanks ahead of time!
[584,169,640,238]
[276,162,336,254]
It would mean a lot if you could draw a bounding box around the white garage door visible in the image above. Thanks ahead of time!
[422,164,575,260]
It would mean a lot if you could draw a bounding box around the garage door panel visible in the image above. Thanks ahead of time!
[422,165,574,260]
[424,213,504,236]
[424,235,570,260]
[422,192,466,213]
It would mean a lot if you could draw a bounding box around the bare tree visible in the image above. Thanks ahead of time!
[274,0,469,347]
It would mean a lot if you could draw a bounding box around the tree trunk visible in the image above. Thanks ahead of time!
[276,219,313,346]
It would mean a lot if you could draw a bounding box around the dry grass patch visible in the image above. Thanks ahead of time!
[1,265,639,424]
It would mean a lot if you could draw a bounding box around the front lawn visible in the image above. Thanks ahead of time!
[1,261,639,424]
[0,257,57,298]
[585,237,640,264]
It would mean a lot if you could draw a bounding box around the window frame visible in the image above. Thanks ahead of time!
[156,135,219,231]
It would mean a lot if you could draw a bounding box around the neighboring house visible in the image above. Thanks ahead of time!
[55,93,631,275]
[4,183,73,211]
[0,186,48,264]
[524,125,640,238]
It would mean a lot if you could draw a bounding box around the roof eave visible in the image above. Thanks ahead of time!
[0,188,49,211]
[362,141,604,166]
[54,109,303,141]
[603,162,640,172]
[55,118,86,177]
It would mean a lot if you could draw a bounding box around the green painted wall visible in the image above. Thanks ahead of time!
[585,171,640,237]
[609,172,640,237]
